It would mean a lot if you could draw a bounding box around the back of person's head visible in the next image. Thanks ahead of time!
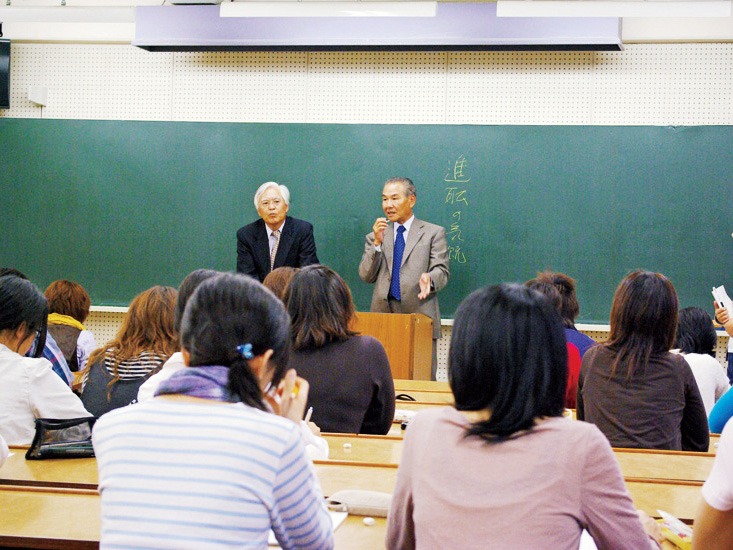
[174,269,220,332]
[606,270,678,376]
[285,264,356,351]
[0,268,28,279]
[263,266,299,303]
[449,283,567,441]
[676,306,717,357]
[181,273,291,410]
[90,286,178,369]
[0,275,49,354]
[525,278,562,312]
[44,280,92,323]
[533,271,579,328]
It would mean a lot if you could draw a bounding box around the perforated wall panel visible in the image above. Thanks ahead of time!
[0,44,44,119]
[594,44,733,125]
[42,45,173,120]
[172,52,308,122]
[4,43,733,125]
[447,51,595,125]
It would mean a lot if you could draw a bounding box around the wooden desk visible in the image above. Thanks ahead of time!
[0,450,98,490]
[614,448,714,483]
[0,485,100,550]
[324,434,404,464]
[395,391,454,404]
[0,485,386,550]
[323,435,717,482]
[393,379,451,393]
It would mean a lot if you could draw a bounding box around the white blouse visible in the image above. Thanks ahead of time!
[0,343,90,445]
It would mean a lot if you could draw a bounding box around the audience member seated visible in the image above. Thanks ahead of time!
[137,269,220,402]
[81,286,178,417]
[386,284,662,549]
[693,418,733,549]
[528,271,597,408]
[92,273,333,549]
[0,275,90,445]
[0,268,73,386]
[286,265,395,434]
[577,270,709,451]
[263,266,299,302]
[673,306,729,418]
[44,279,97,371]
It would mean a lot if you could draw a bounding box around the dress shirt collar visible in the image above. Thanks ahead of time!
[266,218,285,238]
[394,215,415,242]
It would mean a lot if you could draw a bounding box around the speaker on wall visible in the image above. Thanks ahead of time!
[0,39,10,109]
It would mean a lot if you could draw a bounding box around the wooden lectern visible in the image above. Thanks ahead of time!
[352,312,433,380]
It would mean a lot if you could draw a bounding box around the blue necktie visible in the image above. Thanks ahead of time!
[389,225,406,301]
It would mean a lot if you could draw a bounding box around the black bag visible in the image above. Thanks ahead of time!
[25,417,96,460]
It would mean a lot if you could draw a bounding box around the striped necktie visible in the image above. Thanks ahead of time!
[270,229,281,271]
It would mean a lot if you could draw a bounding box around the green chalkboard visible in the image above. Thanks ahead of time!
[1,119,731,322]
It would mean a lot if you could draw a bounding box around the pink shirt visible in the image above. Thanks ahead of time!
[386,407,658,550]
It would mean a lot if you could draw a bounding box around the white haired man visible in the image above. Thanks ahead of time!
[237,182,319,282]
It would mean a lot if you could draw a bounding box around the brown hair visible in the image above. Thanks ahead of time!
[87,285,179,391]
[263,267,299,303]
[605,270,678,377]
[44,280,92,323]
[285,265,356,351]
[533,271,579,328]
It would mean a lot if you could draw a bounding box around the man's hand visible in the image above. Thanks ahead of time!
[373,217,387,247]
[418,273,432,300]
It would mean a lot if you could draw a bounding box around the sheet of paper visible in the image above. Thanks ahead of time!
[268,511,348,547]
[713,285,732,312]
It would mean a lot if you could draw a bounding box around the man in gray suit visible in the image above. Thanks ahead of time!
[358,177,450,380]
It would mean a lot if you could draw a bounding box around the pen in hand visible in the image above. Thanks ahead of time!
[304,407,313,423]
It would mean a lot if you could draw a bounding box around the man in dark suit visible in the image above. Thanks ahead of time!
[358,177,450,380]
[236,182,319,282]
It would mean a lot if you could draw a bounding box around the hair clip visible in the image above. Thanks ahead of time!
[236,343,254,360]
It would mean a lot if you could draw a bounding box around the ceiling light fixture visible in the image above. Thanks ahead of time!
[220,1,438,18]
[496,0,731,18]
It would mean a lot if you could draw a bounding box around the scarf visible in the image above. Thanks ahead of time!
[155,365,237,402]
[48,313,85,331]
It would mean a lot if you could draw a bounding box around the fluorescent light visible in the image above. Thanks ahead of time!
[220,1,437,18]
[496,0,732,18]
[0,7,135,22]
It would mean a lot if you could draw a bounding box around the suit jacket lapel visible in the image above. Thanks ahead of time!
[401,218,423,265]
[273,217,294,267]
[383,224,395,274]
[255,220,271,269]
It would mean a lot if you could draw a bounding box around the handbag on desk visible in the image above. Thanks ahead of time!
[25,417,96,460]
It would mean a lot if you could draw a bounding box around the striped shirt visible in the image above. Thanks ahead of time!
[82,350,167,390]
[92,399,333,550]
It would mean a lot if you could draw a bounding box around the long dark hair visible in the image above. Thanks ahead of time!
[676,306,717,356]
[605,270,678,377]
[285,265,356,351]
[449,283,567,442]
[181,273,291,410]
[532,271,580,328]
[174,269,220,332]
[0,275,49,355]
